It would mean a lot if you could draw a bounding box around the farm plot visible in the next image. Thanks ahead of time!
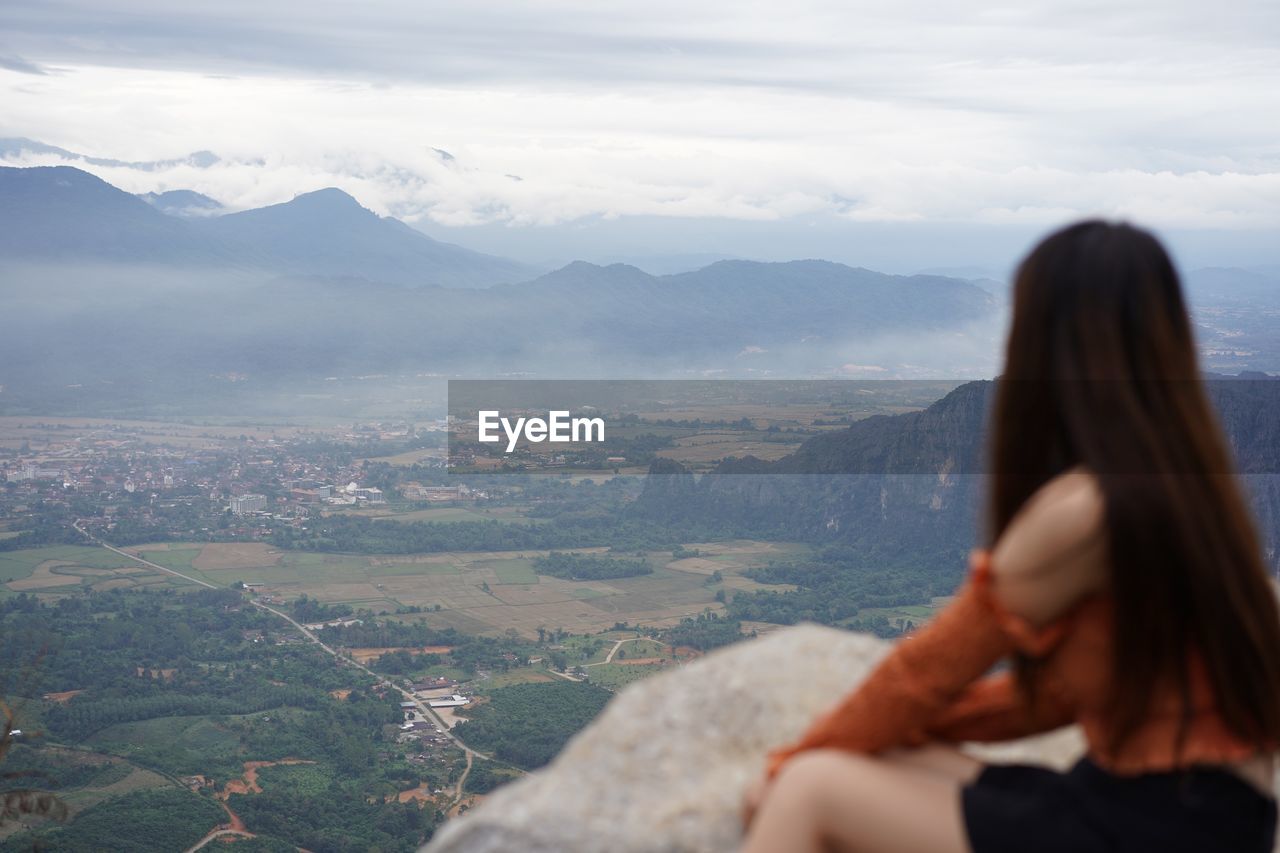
[586,662,671,690]
[1,546,195,595]
[113,539,810,638]
[381,506,536,524]
[86,715,244,778]
[369,543,808,636]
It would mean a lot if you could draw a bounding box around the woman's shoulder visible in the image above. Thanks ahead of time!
[989,467,1110,627]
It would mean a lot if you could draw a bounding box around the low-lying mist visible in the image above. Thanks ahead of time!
[0,261,1009,417]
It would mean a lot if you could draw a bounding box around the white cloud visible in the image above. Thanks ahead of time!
[1,1,1278,234]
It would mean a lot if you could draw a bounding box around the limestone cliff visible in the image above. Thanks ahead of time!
[637,378,1280,571]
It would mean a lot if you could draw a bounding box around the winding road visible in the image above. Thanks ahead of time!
[73,523,491,813]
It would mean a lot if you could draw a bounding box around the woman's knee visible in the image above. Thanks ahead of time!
[772,749,879,805]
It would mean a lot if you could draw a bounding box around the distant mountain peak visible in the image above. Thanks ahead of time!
[291,187,364,206]
[138,189,224,218]
[274,187,372,218]
[208,186,378,227]
[531,260,655,289]
[0,165,225,262]
[0,164,534,287]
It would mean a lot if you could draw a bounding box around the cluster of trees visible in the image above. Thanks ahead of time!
[0,745,131,792]
[532,552,652,581]
[0,504,82,551]
[453,682,612,769]
[371,649,443,674]
[0,586,444,851]
[0,788,226,852]
[290,594,354,624]
[228,772,434,851]
[318,620,531,675]
[268,511,757,556]
[0,494,219,552]
[45,686,329,740]
[618,414,761,431]
[462,761,520,794]
[662,611,748,651]
[726,546,952,636]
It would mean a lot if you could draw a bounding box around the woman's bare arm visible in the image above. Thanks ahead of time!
[990,467,1109,627]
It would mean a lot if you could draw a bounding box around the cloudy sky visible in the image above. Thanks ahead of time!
[2,1,1278,270]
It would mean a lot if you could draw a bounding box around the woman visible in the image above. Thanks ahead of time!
[741,221,1280,853]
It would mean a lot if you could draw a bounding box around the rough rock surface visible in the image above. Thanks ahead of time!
[423,625,1111,853]
[425,625,1280,852]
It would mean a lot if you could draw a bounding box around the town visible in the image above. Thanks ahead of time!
[0,417,488,547]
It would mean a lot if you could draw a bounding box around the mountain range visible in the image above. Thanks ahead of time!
[0,165,535,288]
[0,165,1004,408]
[6,162,1277,415]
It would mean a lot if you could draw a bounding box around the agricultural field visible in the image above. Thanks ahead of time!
[2,538,807,636]
[628,382,961,431]
[0,415,351,454]
[0,746,173,843]
[326,505,538,525]
[0,758,177,845]
[360,447,447,467]
[474,668,559,690]
[584,661,671,690]
[86,714,245,778]
[0,545,198,596]
[622,389,960,470]
[658,430,803,465]
[113,539,807,638]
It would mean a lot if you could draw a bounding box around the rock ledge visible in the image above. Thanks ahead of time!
[424,624,1119,852]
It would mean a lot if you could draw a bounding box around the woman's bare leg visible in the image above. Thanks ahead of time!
[741,748,974,853]
[882,743,983,784]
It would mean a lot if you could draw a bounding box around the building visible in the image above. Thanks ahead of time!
[7,463,58,482]
[230,493,268,515]
[427,694,470,708]
[303,617,362,631]
[404,484,469,502]
[413,676,457,692]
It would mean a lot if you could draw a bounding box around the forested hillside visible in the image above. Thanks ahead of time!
[637,377,1280,624]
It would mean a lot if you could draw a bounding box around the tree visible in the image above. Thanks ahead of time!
[1,699,67,828]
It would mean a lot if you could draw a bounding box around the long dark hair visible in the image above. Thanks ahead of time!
[989,220,1280,753]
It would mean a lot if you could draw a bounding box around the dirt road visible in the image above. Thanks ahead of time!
[74,522,495,813]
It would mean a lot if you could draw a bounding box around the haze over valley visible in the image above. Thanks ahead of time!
[3,161,1279,419]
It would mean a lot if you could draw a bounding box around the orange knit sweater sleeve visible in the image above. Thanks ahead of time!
[925,671,1075,743]
[764,550,1070,778]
